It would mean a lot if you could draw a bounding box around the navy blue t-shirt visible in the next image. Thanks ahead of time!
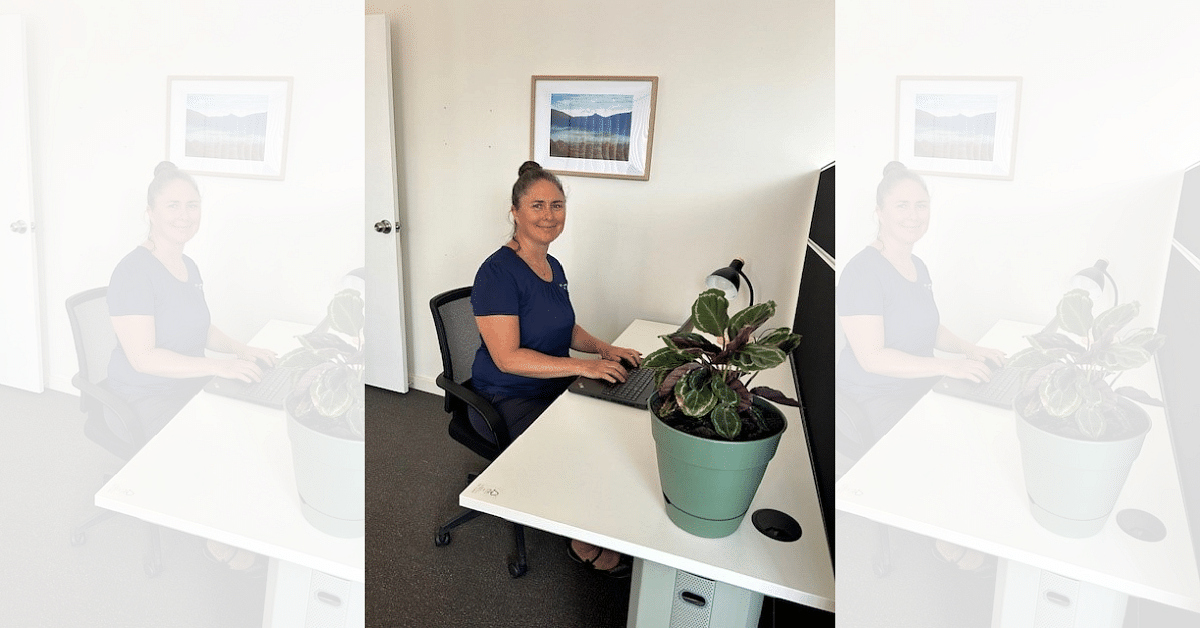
[836,246,941,399]
[106,246,212,399]
[471,246,575,399]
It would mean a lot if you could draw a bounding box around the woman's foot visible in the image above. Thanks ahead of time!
[567,539,630,578]
[933,539,995,576]
[204,540,267,577]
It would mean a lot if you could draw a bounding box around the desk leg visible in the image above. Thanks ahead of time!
[991,559,1127,628]
[262,558,365,628]
[628,558,763,628]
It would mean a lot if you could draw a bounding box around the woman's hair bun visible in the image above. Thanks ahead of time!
[154,161,178,177]
[518,160,542,176]
[882,161,908,177]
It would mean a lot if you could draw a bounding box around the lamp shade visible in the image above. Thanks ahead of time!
[1068,259,1117,307]
[705,258,753,305]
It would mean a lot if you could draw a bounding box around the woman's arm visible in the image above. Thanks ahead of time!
[476,315,629,383]
[935,324,1007,365]
[207,325,276,366]
[841,315,992,382]
[571,325,642,366]
[111,315,262,382]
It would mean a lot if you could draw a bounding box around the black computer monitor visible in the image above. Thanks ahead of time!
[1155,163,1200,571]
[791,162,835,567]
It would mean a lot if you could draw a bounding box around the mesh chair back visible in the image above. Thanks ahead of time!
[66,287,116,387]
[431,287,479,385]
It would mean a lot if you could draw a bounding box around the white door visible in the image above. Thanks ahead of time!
[0,15,44,393]
[364,14,409,393]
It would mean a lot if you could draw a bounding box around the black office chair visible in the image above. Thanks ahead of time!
[835,389,892,577]
[834,319,893,577]
[64,287,164,577]
[429,287,528,578]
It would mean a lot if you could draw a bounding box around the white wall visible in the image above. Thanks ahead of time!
[836,0,1200,342]
[371,0,834,392]
[9,0,364,392]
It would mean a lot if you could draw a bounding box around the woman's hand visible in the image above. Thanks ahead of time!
[212,358,263,383]
[598,344,642,368]
[941,357,993,383]
[963,345,1006,368]
[235,345,277,368]
[577,358,629,384]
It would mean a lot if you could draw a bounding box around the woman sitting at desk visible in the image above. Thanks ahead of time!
[106,161,276,444]
[106,162,276,575]
[837,161,1006,572]
[471,160,641,577]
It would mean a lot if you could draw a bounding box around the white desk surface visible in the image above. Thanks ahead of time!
[459,319,835,611]
[95,320,365,583]
[836,319,1200,612]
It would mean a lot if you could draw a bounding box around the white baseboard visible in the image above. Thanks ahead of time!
[408,375,441,396]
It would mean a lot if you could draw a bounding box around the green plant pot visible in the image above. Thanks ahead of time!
[286,410,365,538]
[649,396,786,538]
[1014,398,1150,538]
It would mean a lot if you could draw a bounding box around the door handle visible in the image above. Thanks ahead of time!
[10,220,30,234]
[374,219,393,234]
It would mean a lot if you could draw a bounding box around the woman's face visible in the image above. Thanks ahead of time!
[875,178,930,246]
[511,178,566,247]
[147,178,201,247]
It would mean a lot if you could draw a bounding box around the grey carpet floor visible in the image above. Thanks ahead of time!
[0,384,264,627]
[364,386,823,628]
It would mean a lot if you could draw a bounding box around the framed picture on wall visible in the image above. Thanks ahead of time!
[530,76,658,181]
[167,76,292,180]
[895,76,1021,180]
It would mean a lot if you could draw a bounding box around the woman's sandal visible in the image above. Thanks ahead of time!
[933,539,996,577]
[203,540,268,579]
[566,539,632,579]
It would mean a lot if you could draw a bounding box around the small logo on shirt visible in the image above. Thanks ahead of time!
[559,282,568,292]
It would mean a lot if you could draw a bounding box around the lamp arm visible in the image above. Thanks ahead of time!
[738,270,755,307]
[1102,268,1118,308]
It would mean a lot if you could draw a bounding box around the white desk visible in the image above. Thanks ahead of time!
[96,320,365,628]
[836,320,1200,624]
[459,319,835,616]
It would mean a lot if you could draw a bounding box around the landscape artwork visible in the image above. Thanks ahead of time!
[548,93,633,161]
[896,77,1020,180]
[912,93,998,161]
[184,93,269,161]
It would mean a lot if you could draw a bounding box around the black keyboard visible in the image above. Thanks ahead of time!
[602,367,655,403]
[933,365,1024,408]
[240,367,295,406]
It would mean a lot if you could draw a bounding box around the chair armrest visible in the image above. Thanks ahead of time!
[435,374,513,449]
[71,374,149,447]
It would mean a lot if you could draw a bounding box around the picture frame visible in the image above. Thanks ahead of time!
[167,76,292,180]
[530,76,658,181]
[895,76,1021,180]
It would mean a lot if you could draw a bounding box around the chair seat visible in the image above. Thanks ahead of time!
[447,412,500,462]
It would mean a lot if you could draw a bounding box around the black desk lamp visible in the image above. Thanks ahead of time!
[1069,259,1118,308]
[706,258,755,307]
[677,258,755,333]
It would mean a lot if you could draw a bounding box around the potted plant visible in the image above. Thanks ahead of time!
[279,288,366,538]
[1008,288,1165,537]
[641,288,802,538]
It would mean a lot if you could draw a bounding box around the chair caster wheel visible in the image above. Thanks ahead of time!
[434,531,452,547]
[69,530,86,546]
[508,561,527,578]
